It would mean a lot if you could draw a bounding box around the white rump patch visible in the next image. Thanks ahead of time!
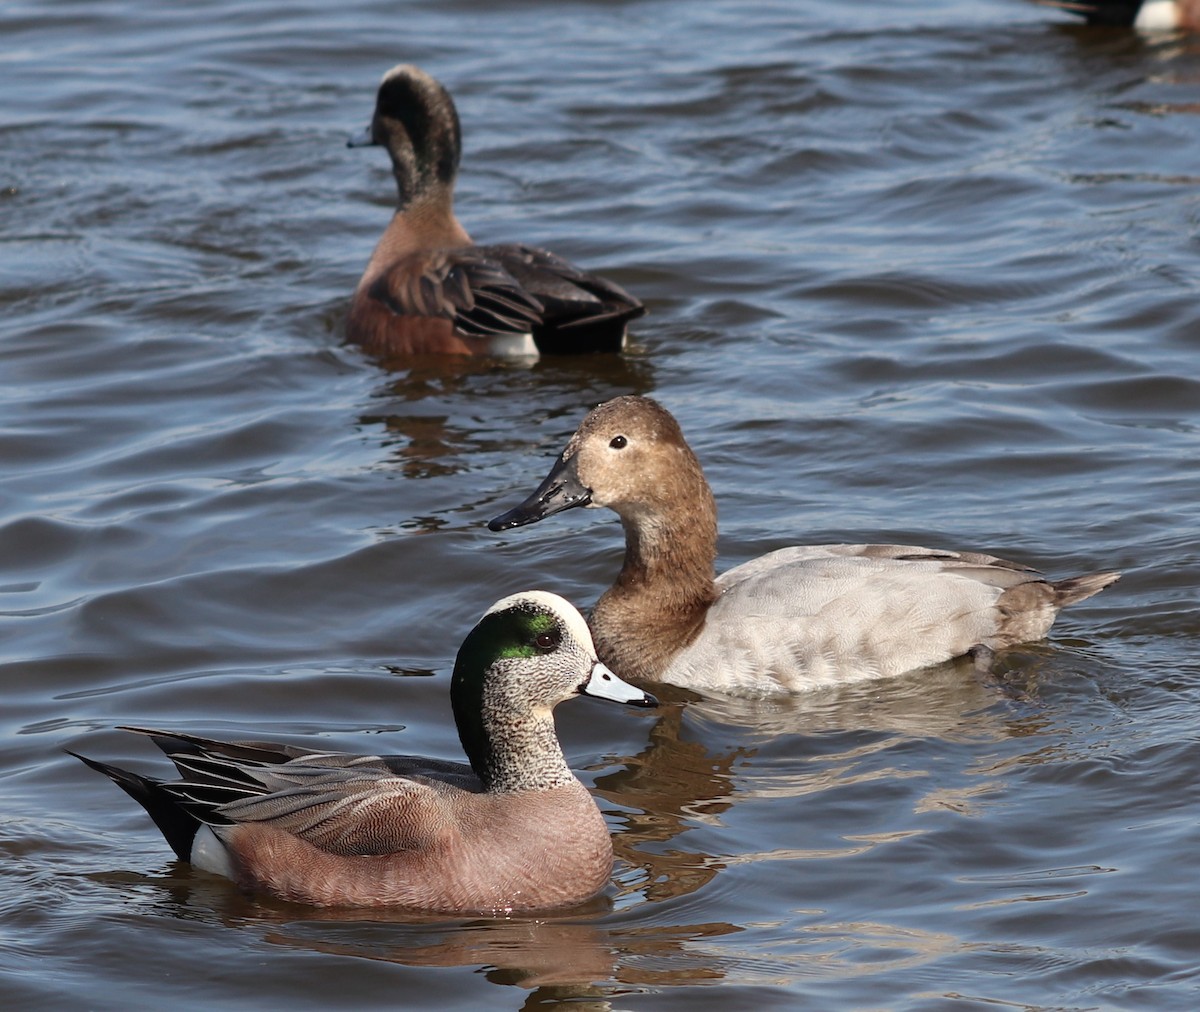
[1136,2,1181,29]
[190,824,235,880]
[487,332,539,358]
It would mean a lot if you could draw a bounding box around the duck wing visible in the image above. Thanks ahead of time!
[121,726,477,783]
[362,243,644,353]
[173,760,459,856]
[118,727,478,855]
[365,247,546,338]
[670,545,1116,692]
[482,243,646,344]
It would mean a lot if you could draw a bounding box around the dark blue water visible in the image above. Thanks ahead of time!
[3,1,1199,1008]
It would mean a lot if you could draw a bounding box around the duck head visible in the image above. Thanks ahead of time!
[348,63,463,207]
[488,396,706,531]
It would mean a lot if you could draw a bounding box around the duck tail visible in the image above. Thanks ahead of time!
[67,749,201,863]
[1052,570,1121,606]
[1032,2,1145,27]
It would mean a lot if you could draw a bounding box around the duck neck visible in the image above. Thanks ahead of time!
[616,502,718,604]
[592,486,720,680]
[395,185,470,242]
[359,187,471,290]
[389,129,456,206]
[454,678,576,795]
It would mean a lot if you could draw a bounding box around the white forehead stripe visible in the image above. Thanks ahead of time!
[1136,2,1181,29]
[381,63,419,83]
[484,590,597,654]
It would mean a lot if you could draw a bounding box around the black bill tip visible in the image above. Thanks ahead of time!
[487,509,532,532]
[487,455,592,531]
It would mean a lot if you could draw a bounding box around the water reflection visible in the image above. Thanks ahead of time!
[593,654,1095,913]
[118,870,744,998]
[355,352,659,481]
[594,698,748,905]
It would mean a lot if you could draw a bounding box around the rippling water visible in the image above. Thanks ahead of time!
[3,0,1199,1008]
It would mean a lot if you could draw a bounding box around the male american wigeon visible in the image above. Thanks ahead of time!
[345,64,646,358]
[70,592,656,911]
[489,397,1120,696]
[1036,0,1200,29]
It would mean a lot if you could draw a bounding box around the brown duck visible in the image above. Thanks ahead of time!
[490,396,1120,696]
[346,65,645,358]
[70,592,656,911]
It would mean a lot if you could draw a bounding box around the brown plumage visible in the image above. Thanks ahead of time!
[346,65,645,358]
[69,592,656,910]
[489,396,1120,695]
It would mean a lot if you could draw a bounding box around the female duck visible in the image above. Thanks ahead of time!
[70,591,656,911]
[346,64,645,358]
[489,397,1119,696]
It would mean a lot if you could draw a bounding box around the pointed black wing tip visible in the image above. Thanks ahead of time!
[65,747,107,773]
[1035,1,1143,25]
[67,746,202,861]
[554,302,647,331]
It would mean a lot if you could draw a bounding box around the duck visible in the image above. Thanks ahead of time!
[487,396,1120,697]
[345,64,646,358]
[68,591,657,911]
[1035,1,1199,29]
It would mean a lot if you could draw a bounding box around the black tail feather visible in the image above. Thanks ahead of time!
[1034,1,1146,26]
[67,749,201,862]
[117,725,308,766]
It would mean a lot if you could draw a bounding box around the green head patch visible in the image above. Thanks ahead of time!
[451,603,565,778]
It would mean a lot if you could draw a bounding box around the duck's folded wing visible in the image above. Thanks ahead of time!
[483,244,646,329]
[123,726,477,784]
[166,760,458,856]
[366,247,545,337]
[692,545,1057,688]
[121,725,318,766]
[715,544,1038,595]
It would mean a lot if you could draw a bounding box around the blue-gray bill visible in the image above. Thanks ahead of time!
[488,453,591,531]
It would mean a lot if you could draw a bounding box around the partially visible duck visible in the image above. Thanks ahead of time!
[488,396,1120,697]
[69,591,656,911]
[1035,1,1199,29]
[346,64,645,358]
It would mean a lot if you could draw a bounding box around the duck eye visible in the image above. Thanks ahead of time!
[609,435,627,450]
[534,631,558,651]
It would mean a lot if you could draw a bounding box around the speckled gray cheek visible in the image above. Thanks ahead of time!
[471,656,577,794]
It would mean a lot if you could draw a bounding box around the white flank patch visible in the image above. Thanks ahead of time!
[1135,1,1181,29]
[190,824,235,880]
[487,332,539,358]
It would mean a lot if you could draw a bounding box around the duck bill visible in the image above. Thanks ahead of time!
[346,123,378,148]
[579,661,657,708]
[487,454,591,531]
